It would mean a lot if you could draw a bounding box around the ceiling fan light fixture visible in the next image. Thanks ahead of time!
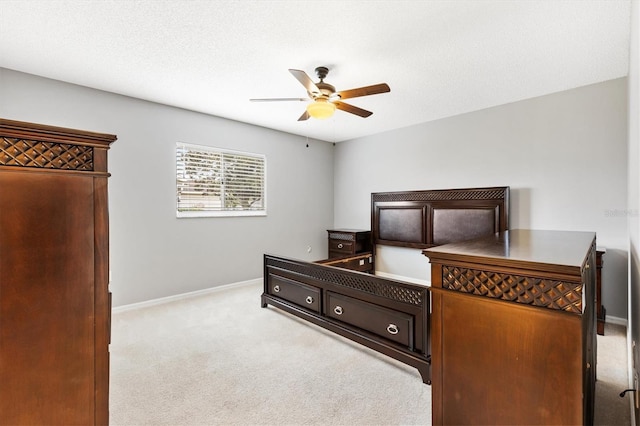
[306,99,336,119]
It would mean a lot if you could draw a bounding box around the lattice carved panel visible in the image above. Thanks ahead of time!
[268,258,424,306]
[1,137,93,171]
[328,233,355,241]
[372,188,507,203]
[442,265,583,313]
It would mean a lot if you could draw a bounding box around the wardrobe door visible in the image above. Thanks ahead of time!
[0,171,96,425]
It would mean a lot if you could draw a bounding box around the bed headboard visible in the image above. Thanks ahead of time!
[371,186,509,249]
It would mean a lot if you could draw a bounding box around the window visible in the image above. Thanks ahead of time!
[176,142,266,217]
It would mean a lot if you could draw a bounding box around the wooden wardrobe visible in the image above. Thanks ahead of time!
[0,118,116,425]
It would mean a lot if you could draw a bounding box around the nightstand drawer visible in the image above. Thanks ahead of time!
[329,239,354,253]
[325,291,413,348]
[268,276,320,313]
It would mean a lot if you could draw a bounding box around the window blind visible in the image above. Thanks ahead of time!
[176,142,266,217]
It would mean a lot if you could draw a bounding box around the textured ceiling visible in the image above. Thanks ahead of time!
[0,0,632,142]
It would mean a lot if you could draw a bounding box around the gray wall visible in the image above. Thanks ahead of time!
[334,78,629,321]
[0,68,335,307]
[0,67,630,322]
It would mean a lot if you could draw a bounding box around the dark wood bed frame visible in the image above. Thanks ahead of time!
[261,186,509,384]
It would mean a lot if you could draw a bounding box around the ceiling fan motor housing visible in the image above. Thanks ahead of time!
[315,82,336,99]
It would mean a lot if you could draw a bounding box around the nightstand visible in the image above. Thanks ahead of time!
[327,229,372,259]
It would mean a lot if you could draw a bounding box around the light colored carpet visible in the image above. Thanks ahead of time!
[110,281,630,425]
[595,322,631,426]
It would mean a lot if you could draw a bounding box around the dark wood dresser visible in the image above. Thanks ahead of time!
[596,248,606,335]
[327,229,372,259]
[0,119,116,425]
[424,229,596,425]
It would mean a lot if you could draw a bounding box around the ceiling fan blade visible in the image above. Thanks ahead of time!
[250,97,309,102]
[334,101,373,118]
[337,83,390,100]
[289,69,321,96]
[297,110,310,121]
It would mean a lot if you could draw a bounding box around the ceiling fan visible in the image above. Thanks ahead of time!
[250,67,390,121]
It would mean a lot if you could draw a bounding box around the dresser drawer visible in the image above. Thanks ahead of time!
[268,275,320,313]
[325,291,413,348]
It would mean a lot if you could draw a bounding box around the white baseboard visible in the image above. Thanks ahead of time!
[112,278,261,313]
[374,270,430,287]
[606,315,628,328]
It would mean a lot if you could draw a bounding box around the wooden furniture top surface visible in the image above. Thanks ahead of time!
[0,118,117,146]
[424,229,596,275]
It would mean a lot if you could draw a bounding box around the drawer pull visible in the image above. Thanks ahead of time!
[305,296,314,304]
[337,243,344,249]
[334,306,343,315]
[273,285,280,293]
[387,324,399,335]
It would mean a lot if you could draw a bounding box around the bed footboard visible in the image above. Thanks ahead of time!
[261,254,431,384]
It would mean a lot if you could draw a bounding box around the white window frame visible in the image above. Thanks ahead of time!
[176,142,266,218]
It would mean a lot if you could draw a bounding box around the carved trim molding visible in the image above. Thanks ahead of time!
[442,265,583,314]
[267,257,425,306]
[1,137,93,171]
[328,232,355,241]
[372,187,508,203]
